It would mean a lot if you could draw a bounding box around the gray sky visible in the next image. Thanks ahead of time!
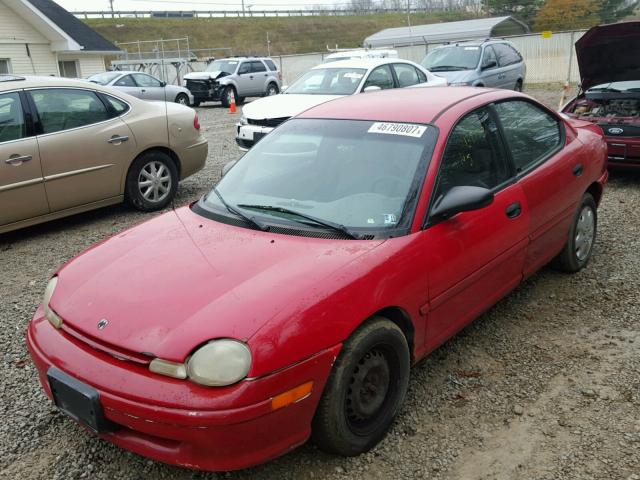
[55,0,341,11]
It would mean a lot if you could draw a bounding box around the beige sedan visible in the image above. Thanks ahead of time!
[0,75,208,234]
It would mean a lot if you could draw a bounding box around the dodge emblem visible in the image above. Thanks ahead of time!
[97,318,109,330]
[608,127,623,135]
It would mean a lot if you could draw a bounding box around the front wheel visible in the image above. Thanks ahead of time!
[312,317,410,456]
[175,93,190,105]
[552,193,597,273]
[125,151,178,212]
[220,86,235,108]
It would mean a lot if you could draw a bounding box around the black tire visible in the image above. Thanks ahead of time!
[125,151,178,212]
[236,96,246,105]
[175,93,190,105]
[220,86,235,108]
[515,80,523,92]
[312,317,410,456]
[552,193,597,273]
[266,82,279,96]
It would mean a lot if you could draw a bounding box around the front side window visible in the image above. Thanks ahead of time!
[363,65,394,90]
[433,107,511,202]
[133,74,162,87]
[238,63,251,75]
[481,46,498,69]
[393,63,420,87]
[0,92,26,143]
[493,100,562,173]
[422,46,481,71]
[114,74,136,87]
[198,118,436,234]
[58,61,78,78]
[286,68,366,95]
[30,89,110,134]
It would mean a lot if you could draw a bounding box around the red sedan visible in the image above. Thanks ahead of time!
[27,86,608,471]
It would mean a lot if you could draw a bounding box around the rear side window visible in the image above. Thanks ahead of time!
[0,92,26,143]
[264,59,277,71]
[251,61,267,73]
[114,75,136,87]
[492,44,522,67]
[493,100,562,173]
[30,89,110,134]
[434,107,511,201]
[103,94,130,115]
[363,65,394,90]
[393,63,420,87]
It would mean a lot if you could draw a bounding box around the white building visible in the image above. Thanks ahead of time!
[0,0,119,78]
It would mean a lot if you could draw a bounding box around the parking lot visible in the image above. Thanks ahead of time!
[1,85,639,480]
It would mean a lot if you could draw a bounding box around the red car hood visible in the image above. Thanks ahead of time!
[576,21,640,91]
[50,207,384,362]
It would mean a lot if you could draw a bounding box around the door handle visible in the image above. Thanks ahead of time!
[505,202,522,219]
[573,164,584,177]
[108,135,129,144]
[5,154,33,166]
[249,75,254,79]
[141,89,146,93]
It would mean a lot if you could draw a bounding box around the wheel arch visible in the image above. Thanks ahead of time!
[122,146,182,192]
[367,306,416,362]
[586,181,603,206]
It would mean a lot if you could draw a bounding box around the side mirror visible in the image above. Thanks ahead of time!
[160,81,167,87]
[481,60,497,70]
[430,186,494,222]
[363,85,381,93]
[221,160,237,177]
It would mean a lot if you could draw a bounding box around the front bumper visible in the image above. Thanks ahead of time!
[236,124,274,150]
[27,313,341,471]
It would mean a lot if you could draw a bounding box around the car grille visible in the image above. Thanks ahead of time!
[599,123,640,137]
[248,117,289,128]
[186,79,212,94]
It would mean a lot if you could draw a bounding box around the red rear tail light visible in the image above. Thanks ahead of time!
[193,114,201,130]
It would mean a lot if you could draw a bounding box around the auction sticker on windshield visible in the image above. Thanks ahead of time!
[368,122,427,138]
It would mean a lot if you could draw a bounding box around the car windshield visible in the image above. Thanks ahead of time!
[206,60,239,74]
[197,118,435,234]
[87,72,122,85]
[587,81,640,93]
[422,46,481,71]
[286,68,367,95]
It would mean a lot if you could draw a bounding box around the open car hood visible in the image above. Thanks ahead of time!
[576,21,640,91]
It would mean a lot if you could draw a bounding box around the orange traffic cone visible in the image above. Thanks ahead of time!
[229,90,237,114]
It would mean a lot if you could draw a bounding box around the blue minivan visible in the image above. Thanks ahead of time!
[421,39,526,91]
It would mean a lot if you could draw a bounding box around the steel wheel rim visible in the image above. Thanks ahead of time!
[575,205,595,261]
[177,95,188,105]
[268,85,278,95]
[138,161,171,203]
[345,348,392,436]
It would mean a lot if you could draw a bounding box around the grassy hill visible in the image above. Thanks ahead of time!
[86,12,477,56]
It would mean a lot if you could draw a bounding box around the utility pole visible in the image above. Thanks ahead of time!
[109,0,114,18]
[266,31,271,56]
[241,0,245,17]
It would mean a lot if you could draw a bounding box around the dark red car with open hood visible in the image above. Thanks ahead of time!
[28,86,608,471]
[562,21,640,167]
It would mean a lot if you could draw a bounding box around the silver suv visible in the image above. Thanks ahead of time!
[184,57,282,107]
[421,39,526,90]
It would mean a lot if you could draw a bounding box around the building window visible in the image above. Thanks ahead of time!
[58,60,79,78]
[0,59,11,75]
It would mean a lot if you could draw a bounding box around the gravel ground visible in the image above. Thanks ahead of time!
[1,85,639,480]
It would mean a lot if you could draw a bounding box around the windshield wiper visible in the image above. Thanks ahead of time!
[236,204,363,240]
[212,188,269,231]
[428,65,468,71]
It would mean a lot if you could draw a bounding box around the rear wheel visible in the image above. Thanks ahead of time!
[175,93,189,105]
[266,82,279,96]
[552,193,597,273]
[312,317,410,456]
[125,151,178,212]
[515,80,523,92]
[220,86,236,108]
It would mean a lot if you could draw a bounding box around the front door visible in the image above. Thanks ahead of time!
[423,106,529,350]
[0,91,49,228]
[236,62,254,96]
[28,88,137,212]
[479,46,502,88]
[132,73,166,101]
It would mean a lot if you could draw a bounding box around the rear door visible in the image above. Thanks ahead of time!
[492,99,578,276]
[0,90,49,228]
[493,43,522,90]
[28,88,137,212]
[112,74,142,99]
[132,73,166,101]
[424,105,529,350]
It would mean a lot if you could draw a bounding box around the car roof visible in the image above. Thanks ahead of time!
[0,75,133,94]
[436,39,512,48]
[312,58,417,70]
[297,86,513,124]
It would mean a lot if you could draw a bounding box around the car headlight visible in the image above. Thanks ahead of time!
[42,276,63,329]
[187,340,252,386]
[239,116,248,126]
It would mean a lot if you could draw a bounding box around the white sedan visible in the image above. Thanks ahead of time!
[236,58,447,150]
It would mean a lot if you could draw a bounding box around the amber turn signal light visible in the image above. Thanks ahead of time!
[271,381,313,411]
